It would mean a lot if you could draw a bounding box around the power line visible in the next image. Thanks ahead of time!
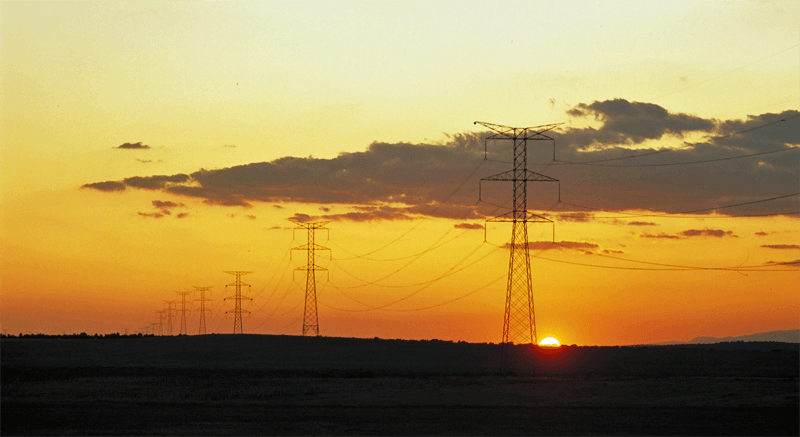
[651,44,800,100]
[336,159,486,259]
[551,241,796,272]
[552,113,799,167]
[331,240,493,289]
[325,243,557,313]
[557,145,798,168]
[329,228,471,262]
[557,191,799,219]
[326,242,504,312]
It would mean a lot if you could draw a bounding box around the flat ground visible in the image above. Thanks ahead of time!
[2,335,798,435]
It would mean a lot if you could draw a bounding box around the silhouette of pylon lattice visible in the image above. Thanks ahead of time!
[224,271,252,334]
[476,121,561,345]
[194,286,212,335]
[290,220,330,336]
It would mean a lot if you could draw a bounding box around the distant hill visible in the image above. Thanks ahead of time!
[653,329,799,345]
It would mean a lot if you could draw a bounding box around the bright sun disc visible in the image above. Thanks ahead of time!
[539,337,560,347]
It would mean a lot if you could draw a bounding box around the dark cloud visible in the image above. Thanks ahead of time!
[565,98,714,148]
[82,181,126,192]
[117,142,150,149]
[765,259,800,267]
[273,205,285,209]
[556,212,593,222]
[152,200,185,209]
[137,212,164,219]
[603,249,625,254]
[628,221,657,226]
[642,228,737,239]
[680,228,737,238]
[755,231,770,236]
[454,223,483,230]
[761,244,800,249]
[176,212,189,219]
[83,102,799,218]
[246,215,257,220]
[319,207,331,212]
[223,144,236,148]
[641,233,681,239]
[123,174,191,190]
[504,240,599,251]
[289,206,415,223]
[136,159,153,164]
[288,213,314,223]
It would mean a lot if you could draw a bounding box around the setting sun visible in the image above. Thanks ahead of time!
[539,337,561,347]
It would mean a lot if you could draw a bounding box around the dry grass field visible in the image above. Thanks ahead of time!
[2,335,798,435]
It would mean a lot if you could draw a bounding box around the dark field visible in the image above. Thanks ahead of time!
[2,335,798,435]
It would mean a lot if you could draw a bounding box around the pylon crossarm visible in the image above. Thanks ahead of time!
[295,265,328,271]
[474,121,563,139]
[481,169,559,182]
[292,244,331,251]
[486,211,553,223]
[288,219,332,229]
[226,281,251,287]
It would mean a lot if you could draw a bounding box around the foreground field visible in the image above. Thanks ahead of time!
[3,335,798,435]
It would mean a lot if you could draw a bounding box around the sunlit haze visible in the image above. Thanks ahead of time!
[2,1,798,345]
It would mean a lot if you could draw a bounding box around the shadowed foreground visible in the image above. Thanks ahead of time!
[3,335,798,435]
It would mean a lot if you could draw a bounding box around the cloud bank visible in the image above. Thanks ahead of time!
[84,99,799,220]
[117,142,150,149]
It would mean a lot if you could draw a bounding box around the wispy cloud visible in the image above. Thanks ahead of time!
[680,228,737,238]
[454,223,483,230]
[628,221,657,226]
[641,228,738,239]
[288,205,416,223]
[137,212,164,219]
[117,142,150,149]
[502,240,599,251]
[641,233,681,240]
[761,244,800,249]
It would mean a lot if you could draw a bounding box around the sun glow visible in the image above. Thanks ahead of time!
[539,337,561,347]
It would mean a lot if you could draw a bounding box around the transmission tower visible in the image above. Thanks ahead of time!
[163,300,176,336]
[476,121,561,345]
[224,271,253,334]
[155,311,165,336]
[290,220,331,336]
[176,291,192,335]
[194,286,212,335]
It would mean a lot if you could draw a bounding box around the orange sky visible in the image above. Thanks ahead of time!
[1,1,798,345]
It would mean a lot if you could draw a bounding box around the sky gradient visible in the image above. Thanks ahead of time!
[2,1,798,345]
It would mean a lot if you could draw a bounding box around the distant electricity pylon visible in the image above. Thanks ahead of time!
[155,311,165,337]
[194,286,212,335]
[290,220,331,336]
[164,300,176,336]
[224,271,252,334]
[176,291,192,335]
[476,121,561,345]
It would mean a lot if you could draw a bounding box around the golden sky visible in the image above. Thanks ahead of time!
[2,1,798,345]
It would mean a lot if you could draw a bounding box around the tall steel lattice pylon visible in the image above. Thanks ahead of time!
[176,291,192,335]
[194,286,212,335]
[476,121,561,345]
[290,220,331,336]
[163,300,176,336]
[224,271,252,334]
[155,310,165,336]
